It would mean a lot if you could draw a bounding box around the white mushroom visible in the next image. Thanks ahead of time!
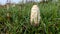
[30,5,41,26]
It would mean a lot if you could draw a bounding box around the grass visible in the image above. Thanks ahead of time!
[0,1,60,34]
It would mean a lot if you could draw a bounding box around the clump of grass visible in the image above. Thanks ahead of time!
[0,1,60,34]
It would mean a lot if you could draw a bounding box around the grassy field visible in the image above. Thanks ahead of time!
[0,1,60,34]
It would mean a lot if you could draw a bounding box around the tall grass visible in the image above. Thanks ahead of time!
[0,1,60,34]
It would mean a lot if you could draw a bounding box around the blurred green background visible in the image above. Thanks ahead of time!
[0,0,60,34]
